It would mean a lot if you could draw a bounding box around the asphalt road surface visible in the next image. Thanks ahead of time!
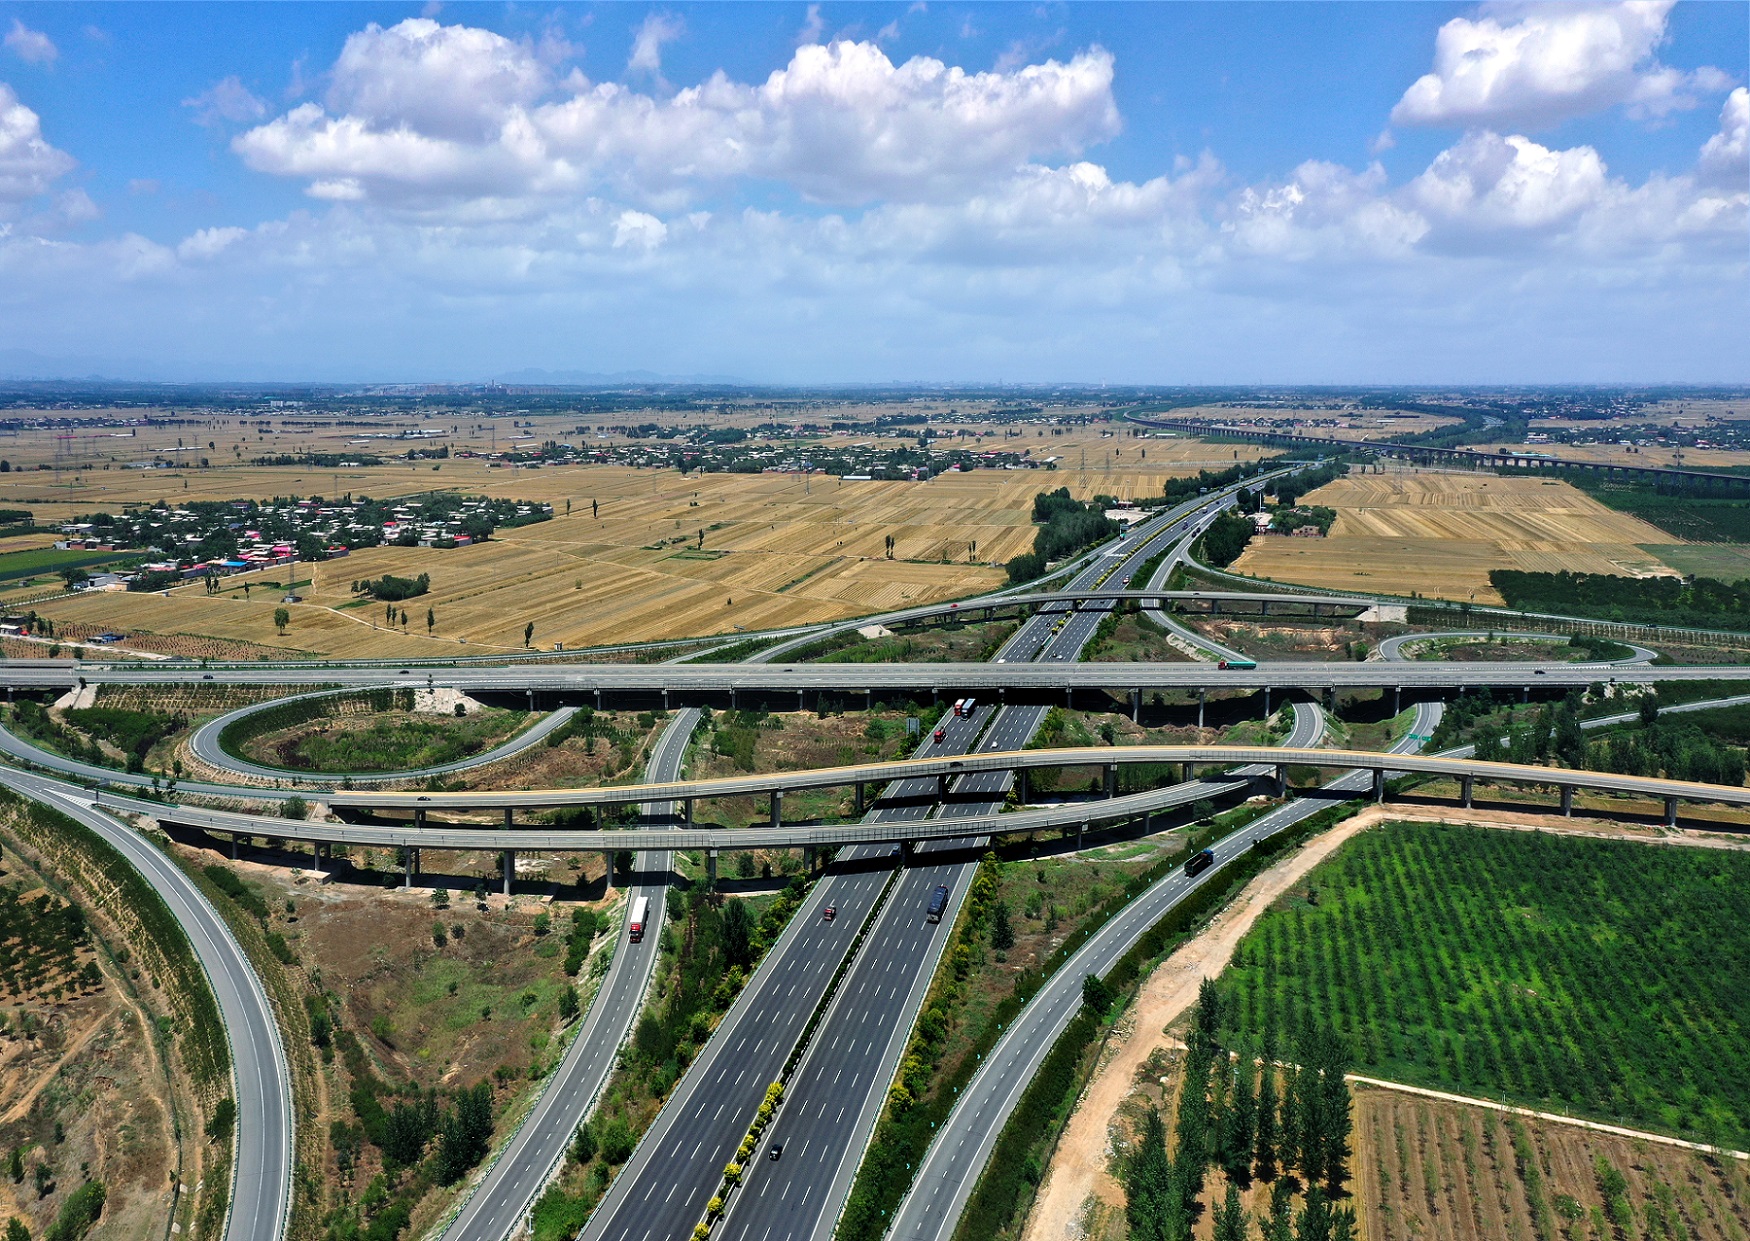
[0,768,294,1241]
[579,490,1223,1241]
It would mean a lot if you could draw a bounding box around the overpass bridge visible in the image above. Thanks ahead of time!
[55,746,1745,882]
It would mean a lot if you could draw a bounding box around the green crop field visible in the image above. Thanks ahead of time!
[1642,542,1750,583]
[1221,821,1750,1149]
[0,546,135,583]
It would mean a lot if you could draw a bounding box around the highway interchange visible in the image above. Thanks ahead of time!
[1,461,1745,1241]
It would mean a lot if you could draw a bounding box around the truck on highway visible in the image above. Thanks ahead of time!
[628,896,650,943]
[926,884,950,923]
[1216,658,1258,670]
[1184,848,1216,878]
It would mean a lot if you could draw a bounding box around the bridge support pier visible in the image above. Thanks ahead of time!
[798,690,804,711]
[1461,776,1473,809]
[1076,821,1085,851]
[1274,764,1286,797]
[1263,686,1271,716]
[231,833,240,861]
[1105,765,1118,798]
[503,807,514,831]
[662,688,670,711]
[803,845,815,872]
[1561,785,1574,817]
[527,689,535,712]
[502,850,515,897]
[1197,689,1206,730]
[1017,769,1029,805]
[594,688,602,709]
[1065,687,1073,708]
[1522,686,1531,703]
[1393,686,1401,714]
[854,783,865,815]
[1664,797,1679,827]
[684,799,693,827]
[706,850,717,890]
[937,773,950,801]
[1131,688,1142,723]
[770,790,783,828]
[1141,808,1151,835]
[602,851,614,892]
[310,839,320,871]
[1371,768,1385,803]
[866,689,874,712]
[403,847,418,889]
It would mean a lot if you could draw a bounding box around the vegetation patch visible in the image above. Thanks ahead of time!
[240,707,529,774]
[1491,569,1750,632]
[1223,820,1750,1150]
[1570,477,1750,543]
[1007,488,1120,584]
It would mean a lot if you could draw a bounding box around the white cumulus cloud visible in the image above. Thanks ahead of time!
[627,13,684,78]
[612,209,667,249]
[234,19,1120,208]
[1699,87,1748,182]
[0,82,74,202]
[183,76,269,127]
[4,19,56,66]
[178,225,249,261]
[1410,131,1610,232]
[1392,2,1728,130]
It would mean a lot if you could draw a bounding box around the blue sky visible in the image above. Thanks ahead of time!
[0,2,1744,383]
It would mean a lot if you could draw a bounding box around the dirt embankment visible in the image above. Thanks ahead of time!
[1022,803,1750,1241]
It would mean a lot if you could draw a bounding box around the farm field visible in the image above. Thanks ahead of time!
[1480,440,1750,470]
[1642,543,1750,581]
[1154,402,1465,440]
[1352,1086,1750,1241]
[22,455,1259,654]
[1227,473,1682,603]
[1221,820,1750,1150]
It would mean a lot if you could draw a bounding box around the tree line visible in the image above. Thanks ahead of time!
[1006,488,1120,583]
[1126,980,1356,1241]
[1490,569,1750,632]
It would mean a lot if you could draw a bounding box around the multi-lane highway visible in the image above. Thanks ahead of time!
[0,768,293,1241]
[581,483,1233,1241]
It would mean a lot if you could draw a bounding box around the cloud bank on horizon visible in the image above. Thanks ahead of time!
[0,1,1743,383]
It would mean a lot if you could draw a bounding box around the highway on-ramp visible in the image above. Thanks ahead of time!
[0,767,294,1241]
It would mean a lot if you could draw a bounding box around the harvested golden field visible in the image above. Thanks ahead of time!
[1478,440,1750,470]
[1229,473,1681,603]
[31,449,1272,653]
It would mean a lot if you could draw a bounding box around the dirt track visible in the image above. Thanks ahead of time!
[1021,802,1750,1241]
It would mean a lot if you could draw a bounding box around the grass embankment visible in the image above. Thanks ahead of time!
[791,617,1018,664]
[1082,608,1192,664]
[687,706,929,834]
[0,788,231,1240]
[838,799,1286,1239]
[527,880,810,1240]
[218,688,531,774]
[1223,820,1750,1149]
[169,844,616,1241]
[240,708,529,773]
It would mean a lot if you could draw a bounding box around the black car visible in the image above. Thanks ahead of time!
[768,1142,783,1161]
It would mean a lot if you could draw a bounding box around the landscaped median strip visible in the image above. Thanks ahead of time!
[692,858,903,1237]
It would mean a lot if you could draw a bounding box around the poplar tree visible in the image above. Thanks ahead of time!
[1254,1028,1280,1184]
